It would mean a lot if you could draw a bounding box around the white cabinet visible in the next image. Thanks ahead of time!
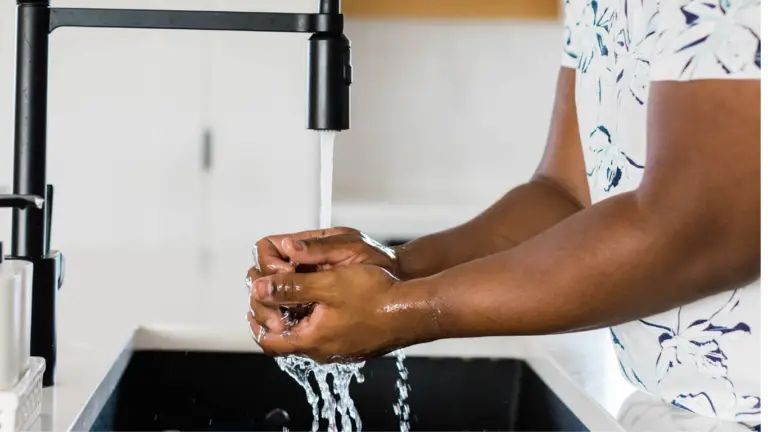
[47,23,207,251]
[16,0,210,251]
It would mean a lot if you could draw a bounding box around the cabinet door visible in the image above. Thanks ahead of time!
[47,0,209,252]
[204,0,322,319]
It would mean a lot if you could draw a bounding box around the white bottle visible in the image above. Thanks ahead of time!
[0,241,22,391]
[6,258,33,379]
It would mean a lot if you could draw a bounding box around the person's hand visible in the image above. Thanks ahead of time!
[247,264,425,363]
[253,227,401,277]
[249,228,401,341]
[247,266,303,340]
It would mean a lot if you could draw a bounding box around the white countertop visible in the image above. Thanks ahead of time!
[26,248,749,432]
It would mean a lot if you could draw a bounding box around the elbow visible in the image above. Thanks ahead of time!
[634,185,760,298]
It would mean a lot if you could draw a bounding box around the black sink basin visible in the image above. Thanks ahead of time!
[91,350,587,432]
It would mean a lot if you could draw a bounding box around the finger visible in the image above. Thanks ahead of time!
[282,233,374,268]
[247,312,289,355]
[246,311,268,344]
[249,296,287,334]
[248,313,303,356]
[254,238,294,275]
[246,266,264,292]
[251,272,333,306]
[255,228,355,274]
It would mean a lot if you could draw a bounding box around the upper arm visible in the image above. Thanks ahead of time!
[533,1,590,208]
[639,0,761,280]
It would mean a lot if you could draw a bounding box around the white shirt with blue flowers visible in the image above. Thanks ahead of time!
[561,0,761,428]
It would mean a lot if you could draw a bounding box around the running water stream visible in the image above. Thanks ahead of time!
[393,349,411,432]
[260,131,410,432]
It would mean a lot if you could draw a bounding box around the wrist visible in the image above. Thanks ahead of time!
[391,244,415,280]
[383,277,444,347]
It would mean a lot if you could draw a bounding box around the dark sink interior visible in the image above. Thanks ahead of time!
[92,350,587,432]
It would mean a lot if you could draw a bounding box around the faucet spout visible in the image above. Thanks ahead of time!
[308,0,351,131]
[307,32,352,131]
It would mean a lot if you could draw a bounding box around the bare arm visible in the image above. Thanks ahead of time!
[394,67,590,280]
[395,80,760,339]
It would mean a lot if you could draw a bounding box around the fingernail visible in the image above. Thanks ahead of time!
[253,280,272,298]
[292,240,305,251]
[245,275,253,292]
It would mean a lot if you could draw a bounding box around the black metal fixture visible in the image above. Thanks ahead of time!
[6,0,352,387]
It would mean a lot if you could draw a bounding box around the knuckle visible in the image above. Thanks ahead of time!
[273,277,294,302]
[281,280,293,302]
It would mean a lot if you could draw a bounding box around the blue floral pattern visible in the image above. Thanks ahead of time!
[562,0,761,427]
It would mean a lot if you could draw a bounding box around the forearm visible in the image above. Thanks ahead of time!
[395,191,758,343]
[394,68,585,281]
[394,178,584,280]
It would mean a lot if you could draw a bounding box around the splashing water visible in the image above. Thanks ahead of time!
[274,356,365,432]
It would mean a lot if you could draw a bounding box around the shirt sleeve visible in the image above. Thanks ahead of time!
[561,0,585,69]
[650,0,761,82]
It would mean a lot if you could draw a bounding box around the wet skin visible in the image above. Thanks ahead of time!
[247,69,761,365]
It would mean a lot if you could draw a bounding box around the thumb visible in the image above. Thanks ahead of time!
[251,271,332,307]
[282,233,364,267]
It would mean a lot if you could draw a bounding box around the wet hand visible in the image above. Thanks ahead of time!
[253,227,400,277]
[247,265,414,363]
[247,266,309,340]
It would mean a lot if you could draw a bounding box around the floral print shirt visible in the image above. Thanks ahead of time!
[561,0,762,428]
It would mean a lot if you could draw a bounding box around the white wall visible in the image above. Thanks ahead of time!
[0,2,564,250]
[335,18,563,209]
[0,1,15,246]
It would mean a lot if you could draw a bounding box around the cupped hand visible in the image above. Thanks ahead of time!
[247,264,419,364]
[253,227,401,277]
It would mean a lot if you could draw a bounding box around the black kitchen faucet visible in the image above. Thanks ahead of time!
[3,0,352,387]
